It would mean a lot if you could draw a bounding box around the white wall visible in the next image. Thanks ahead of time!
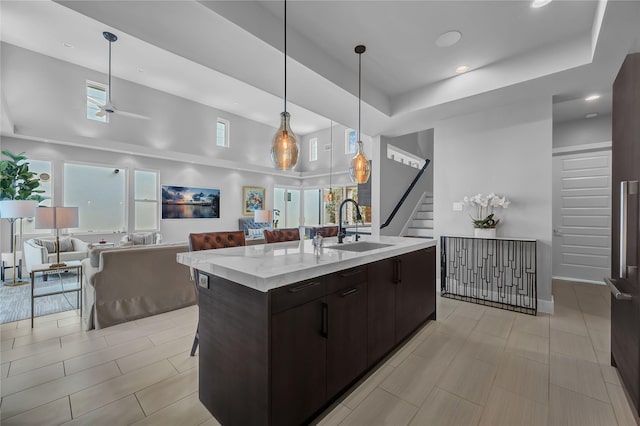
[553,115,611,148]
[298,123,373,174]
[1,137,300,248]
[1,43,279,168]
[433,98,553,308]
[379,129,433,236]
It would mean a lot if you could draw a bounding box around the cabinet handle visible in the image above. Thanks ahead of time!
[340,288,359,297]
[340,269,363,278]
[321,303,328,338]
[393,259,402,284]
[288,281,321,293]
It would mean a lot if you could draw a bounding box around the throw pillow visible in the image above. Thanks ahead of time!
[132,232,154,245]
[58,237,73,252]
[36,239,58,253]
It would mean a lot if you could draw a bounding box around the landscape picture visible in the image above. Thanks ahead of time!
[162,185,220,219]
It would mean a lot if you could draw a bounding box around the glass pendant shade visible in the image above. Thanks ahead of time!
[270,112,299,170]
[349,141,371,184]
[327,191,334,202]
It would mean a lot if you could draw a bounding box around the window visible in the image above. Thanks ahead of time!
[86,81,108,123]
[63,162,126,233]
[323,187,344,224]
[134,170,159,231]
[303,188,321,226]
[216,118,230,147]
[309,138,318,162]
[23,159,53,235]
[345,129,357,154]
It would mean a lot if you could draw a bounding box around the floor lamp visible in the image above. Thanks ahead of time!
[0,200,38,286]
[35,207,79,268]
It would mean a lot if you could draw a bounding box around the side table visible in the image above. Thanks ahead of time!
[30,261,83,328]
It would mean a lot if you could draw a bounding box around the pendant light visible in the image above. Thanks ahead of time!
[349,45,371,184]
[328,120,334,202]
[270,0,299,170]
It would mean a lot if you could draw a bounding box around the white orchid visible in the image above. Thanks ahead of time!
[461,193,511,229]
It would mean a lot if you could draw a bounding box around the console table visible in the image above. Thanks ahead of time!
[440,235,537,315]
[30,261,83,327]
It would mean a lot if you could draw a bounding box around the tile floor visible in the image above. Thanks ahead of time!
[0,280,638,425]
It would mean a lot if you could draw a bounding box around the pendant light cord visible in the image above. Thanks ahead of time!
[358,50,361,142]
[329,120,333,190]
[283,0,287,114]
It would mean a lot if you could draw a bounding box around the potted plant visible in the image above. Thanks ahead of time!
[1,150,45,242]
[0,150,44,202]
[462,193,510,238]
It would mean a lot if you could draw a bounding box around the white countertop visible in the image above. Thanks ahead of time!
[177,235,436,292]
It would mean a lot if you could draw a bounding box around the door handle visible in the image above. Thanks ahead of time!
[604,277,633,301]
[619,181,638,278]
[553,228,563,236]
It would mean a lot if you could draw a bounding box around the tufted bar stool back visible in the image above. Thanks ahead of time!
[187,231,246,356]
[311,226,339,237]
[263,228,301,243]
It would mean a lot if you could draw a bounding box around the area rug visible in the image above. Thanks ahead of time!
[0,271,80,324]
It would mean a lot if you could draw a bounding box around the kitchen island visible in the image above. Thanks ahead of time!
[177,235,436,426]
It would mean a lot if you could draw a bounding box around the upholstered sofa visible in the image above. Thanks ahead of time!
[23,236,89,273]
[81,243,196,330]
[238,217,271,241]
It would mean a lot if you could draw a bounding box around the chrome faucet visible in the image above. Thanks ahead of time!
[338,198,363,244]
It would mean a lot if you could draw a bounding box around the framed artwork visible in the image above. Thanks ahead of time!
[161,185,220,219]
[243,186,265,216]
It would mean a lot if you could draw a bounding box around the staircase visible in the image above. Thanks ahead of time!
[406,194,433,238]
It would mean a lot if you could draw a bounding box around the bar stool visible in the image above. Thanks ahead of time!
[263,228,300,243]
[188,231,246,356]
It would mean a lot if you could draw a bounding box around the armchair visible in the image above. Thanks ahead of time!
[23,236,89,273]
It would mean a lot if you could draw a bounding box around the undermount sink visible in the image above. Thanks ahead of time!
[327,241,393,252]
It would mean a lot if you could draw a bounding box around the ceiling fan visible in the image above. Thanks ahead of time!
[88,31,149,120]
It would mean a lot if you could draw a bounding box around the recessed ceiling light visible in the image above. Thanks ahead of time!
[137,68,145,73]
[435,31,462,48]
[531,0,552,8]
[455,65,470,74]
[585,113,598,119]
[63,42,74,48]
[585,94,601,101]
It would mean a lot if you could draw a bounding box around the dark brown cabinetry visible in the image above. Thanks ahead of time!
[396,247,436,342]
[197,246,436,426]
[271,296,327,426]
[611,52,640,416]
[367,247,437,366]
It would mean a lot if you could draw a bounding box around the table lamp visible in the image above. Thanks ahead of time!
[0,200,38,286]
[254,209,271,224]
[35,207,79,268]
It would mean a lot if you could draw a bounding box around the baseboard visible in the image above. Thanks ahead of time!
[553,275,605,286]
[538,296,554,314]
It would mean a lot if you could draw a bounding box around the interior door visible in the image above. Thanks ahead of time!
[552,151,611,283]
[610,52,640,415]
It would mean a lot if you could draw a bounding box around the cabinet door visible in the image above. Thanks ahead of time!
[326,282,368,396]
[271,298,327,426]
[367,257,397,366]
[395,247,436,342]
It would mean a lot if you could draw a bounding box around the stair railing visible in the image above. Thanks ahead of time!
[380,159,430,229]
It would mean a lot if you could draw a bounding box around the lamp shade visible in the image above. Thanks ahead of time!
[35,207,79,229]
[0,200,38,219]
[254,209,272,223]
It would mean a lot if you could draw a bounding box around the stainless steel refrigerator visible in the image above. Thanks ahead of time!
[608,52,640,415]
